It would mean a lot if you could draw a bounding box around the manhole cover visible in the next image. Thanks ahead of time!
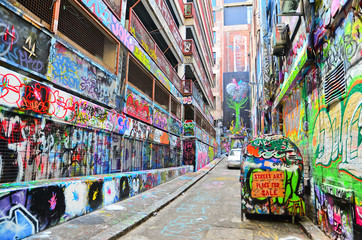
[205,227,253,240]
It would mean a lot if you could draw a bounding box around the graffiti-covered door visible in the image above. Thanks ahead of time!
[122,138,143,172]
[110,134,122,172]
[133,140,143,171]
[152,143,169,169]
[143,141,152,170]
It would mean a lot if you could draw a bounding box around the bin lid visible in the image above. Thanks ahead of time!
[244,134,303,162]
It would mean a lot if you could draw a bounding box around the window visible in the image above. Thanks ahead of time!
[195,111,202,126]
[154,82,170,111]
[128,57,154,99]
[324,62,345,105]
[171,97,181,119]
[213,11,216,22]
[213,31,216,44]
[212,0,216,7]
[103,0,122,17]
[13,0,118,70]
[224,6,251,25]
[15,0,54,26]
[213,52,216,64]
[58,0,118,69]
[184,105,194,121]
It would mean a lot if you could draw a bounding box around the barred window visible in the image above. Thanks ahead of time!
[11,0,118,70]
[14,0,54,26]
[58,0,117,69]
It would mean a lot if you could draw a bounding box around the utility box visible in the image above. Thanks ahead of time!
[241,134,305,217]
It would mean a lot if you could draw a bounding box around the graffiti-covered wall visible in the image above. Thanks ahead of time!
[223,72,250,135]
[0,166,192,239]
[280,1,362,239]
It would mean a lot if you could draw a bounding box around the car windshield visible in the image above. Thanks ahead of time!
[230,150,241,156]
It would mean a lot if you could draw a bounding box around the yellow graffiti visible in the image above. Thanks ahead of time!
[93,189,99,200]
[286,198,305,216]
[244,223,278,240]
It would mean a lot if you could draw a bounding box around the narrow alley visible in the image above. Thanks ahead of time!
[120,159,309,240]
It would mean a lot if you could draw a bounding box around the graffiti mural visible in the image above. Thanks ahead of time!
[168,116,181,136]
[0,166,192,239]
[0,66,129,133]
[153,106,168,131]
[314,184,354,239]
[0,5,51,76]
[183,140,195,166]
[183,120,195,136]
[79,0,182,98]
[169,134,181,167]
[241,135,305,216]
[195,140,209,171]
[223,72,250,135]
[126,88,152,124]
[48,41,117,107]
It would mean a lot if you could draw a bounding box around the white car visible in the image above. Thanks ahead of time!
[227,148,243,168]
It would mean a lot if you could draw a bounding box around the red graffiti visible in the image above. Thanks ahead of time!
[0,73,77,120]
[126,93,151,124]
[4,25,16,51]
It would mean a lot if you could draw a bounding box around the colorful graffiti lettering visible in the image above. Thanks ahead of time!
[48,41,117,107]
[126,90,152,124]
[153,107,168,131]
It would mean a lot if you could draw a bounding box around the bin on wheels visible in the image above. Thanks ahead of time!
[240,134,305,222]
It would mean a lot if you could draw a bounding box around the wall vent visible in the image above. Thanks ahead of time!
[324,62,345,105]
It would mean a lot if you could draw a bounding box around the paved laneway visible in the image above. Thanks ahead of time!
[120,159,309,240]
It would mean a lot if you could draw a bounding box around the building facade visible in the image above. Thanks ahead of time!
[0,0,216,238]
[250,0,362,239]
[211,0,252,153]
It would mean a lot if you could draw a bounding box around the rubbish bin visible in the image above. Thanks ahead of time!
[241,134,305,218]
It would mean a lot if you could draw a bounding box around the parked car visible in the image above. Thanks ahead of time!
[227,148,243,168]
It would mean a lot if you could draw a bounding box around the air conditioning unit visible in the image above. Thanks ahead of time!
[271,24,290,56]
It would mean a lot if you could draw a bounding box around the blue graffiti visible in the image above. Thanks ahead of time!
[0,204,39,240]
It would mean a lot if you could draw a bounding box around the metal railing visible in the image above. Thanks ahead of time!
[184,3,213,81]
[129,9,182,91]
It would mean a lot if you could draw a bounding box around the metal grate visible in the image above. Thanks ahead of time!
[324,62,345,105]
[58,0,105,59]
[15,0,54,25]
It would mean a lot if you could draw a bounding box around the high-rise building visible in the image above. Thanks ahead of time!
[212,0,252,152]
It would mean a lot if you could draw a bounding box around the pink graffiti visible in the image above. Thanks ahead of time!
[48,192,57,210]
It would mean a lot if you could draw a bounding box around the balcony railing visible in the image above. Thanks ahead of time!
[129,9,182,91]
[184,3,213,79]
[155,0,183,50]
[182,39,213,104]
